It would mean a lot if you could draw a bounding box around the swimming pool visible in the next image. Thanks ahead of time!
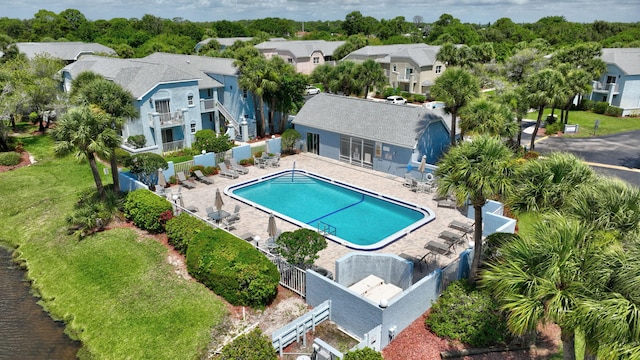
[225,169,435,250]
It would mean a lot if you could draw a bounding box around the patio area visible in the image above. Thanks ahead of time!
[172,152,473,275]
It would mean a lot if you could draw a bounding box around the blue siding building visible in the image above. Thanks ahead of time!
[61,52,264,154]
[292,94,452,177]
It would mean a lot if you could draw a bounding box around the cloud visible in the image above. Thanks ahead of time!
[3,0,639,23]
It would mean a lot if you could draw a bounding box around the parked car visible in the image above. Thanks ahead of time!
[305,86,321,95]
[386,95,406,104]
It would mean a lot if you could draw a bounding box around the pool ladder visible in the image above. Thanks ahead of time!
[317,221,336,236]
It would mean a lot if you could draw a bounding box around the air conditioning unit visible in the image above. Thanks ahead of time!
[314,349,331,360]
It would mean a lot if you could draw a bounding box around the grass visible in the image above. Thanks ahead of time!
[525,109,640,137]
[0,134,227,359]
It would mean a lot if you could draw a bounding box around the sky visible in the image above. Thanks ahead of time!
[4,0,640,25]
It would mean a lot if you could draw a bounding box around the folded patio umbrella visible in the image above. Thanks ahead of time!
[418,155,427,180]
[267,213,277,239]
[157,168,167,188]
[215,188,224,212]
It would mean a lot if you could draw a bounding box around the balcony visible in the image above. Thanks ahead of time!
[200,98,216,112]
[162,140,185,153]
[593,82,619,93]
[148,112,184,127]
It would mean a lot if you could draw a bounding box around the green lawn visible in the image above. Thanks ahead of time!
[0,135,227,359]
[525,109,640,137]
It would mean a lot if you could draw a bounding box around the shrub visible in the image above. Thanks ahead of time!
[219,328,277,360]
[382,87,401,97]
[238,158,254,166]
[425,280,509,347]
[343,347,384,360]
[0,151,22,166]
[281,129,301,154]
[593,101,609,114]
[127,153,168,186]
[253,150,263,158]
[115,148,131,167]
[203,166,218,176]
[193,129,233,154]
[66,187,122,239]
[127,134,146,149]
[605,105,623,117]
[523,151,539,160]
[165,213,208,255]
[579,99,594,111]
[123,189,173,233]
[186,228,279,307]
[544,121,563,135]
[275,228,327,269]
[413,94,427,103]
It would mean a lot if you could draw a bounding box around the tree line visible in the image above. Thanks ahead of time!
[0,10,638,59]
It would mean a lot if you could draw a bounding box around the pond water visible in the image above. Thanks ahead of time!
[0,247,80,359]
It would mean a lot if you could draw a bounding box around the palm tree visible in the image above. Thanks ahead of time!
[51,106,117,198]
[236,56,278,138]
[458,98,518,140]
[498,86,530,148]
[431,67,480,145]
[73,75,137,194]
[330,61,359,96]
[310,63,334,93]
[523,68,565,151]
[435,135,515,283]
[507,152,596,214]
[564,176,640,236]
[356,59,387,99]
[481,214,607,360]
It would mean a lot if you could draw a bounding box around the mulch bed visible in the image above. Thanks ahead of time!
[382,311,561,360]
[0,151,32,173]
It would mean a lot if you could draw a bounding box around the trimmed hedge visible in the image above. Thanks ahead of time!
[220,328,277,360]
[425,280,509,347]
[186,228,279,308]
[0,151,22,166]
[343,347,384,360]
[123,189,173,233]
[165,213,209,255]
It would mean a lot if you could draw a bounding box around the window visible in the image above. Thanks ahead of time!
[392,64,397,72]
[606,75,616,84]
[190,121,196,133]
[435,65,442,74]
[340,135,373,168]
[313,57,319,64]
[154,99,171,123]
[187,94,194,106]
[288,58,293,64]
[243,89,248,98]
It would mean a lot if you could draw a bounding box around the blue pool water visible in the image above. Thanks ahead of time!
[226,170,434,250]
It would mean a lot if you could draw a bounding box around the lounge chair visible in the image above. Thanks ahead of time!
[226,159,249,175]
[193,170,214,185]
[218,162,239,179]
[176,171,196,189]
[403,173,414,188]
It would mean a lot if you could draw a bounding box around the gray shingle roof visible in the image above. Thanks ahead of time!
[16,42,116,61]
[62,55,200,99]
[602,48,640,75]
[255,40,346,58]
[143,52,234,86]
[292,94,451,148]
[343,44,441,67]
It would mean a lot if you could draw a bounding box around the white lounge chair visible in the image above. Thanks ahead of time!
[227,158,249,175]
[176,171,196,189]
[218,162,239,179]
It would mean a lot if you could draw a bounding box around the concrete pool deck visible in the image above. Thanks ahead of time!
[174,152,473,274]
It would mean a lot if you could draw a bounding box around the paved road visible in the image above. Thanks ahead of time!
[532,130,640,188]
